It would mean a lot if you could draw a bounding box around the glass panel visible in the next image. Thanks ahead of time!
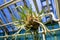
[9,4,20,20]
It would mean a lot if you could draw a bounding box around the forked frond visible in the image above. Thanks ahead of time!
[38,9,45,16]
[14,5,49,33]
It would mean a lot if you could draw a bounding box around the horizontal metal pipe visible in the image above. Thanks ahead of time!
[0,0,21,9]
[0,28,60,38]
[0,21,19,27]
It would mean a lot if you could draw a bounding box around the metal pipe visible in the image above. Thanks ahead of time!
[42,29,46,40]
[0,28,60,38]
[57,0,60,18]
[46,0,50,12]
[0,0,21,9]
[0,21,19,27]
[33,0,39,13]
[4,0,6,3]
[54,0,60,19]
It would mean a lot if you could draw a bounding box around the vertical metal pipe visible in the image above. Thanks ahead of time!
[54,0,60,26]
[55,0,60,18]
[42,29,46,40]
[23,0,28,7]
[57,0,60,19]
[33,0,39,13]
[46,0,50,12]
[4,0,6,3]
[52,25,57,40]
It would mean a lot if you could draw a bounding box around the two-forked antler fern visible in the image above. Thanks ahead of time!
[14,6,50,34]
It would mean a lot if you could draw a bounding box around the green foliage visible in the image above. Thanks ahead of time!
[38,8,45,16]
[15,6,44,26]
[14,5,50,34]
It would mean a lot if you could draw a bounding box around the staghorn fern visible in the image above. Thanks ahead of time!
[15,6,51,40]
[14,6,50,34]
